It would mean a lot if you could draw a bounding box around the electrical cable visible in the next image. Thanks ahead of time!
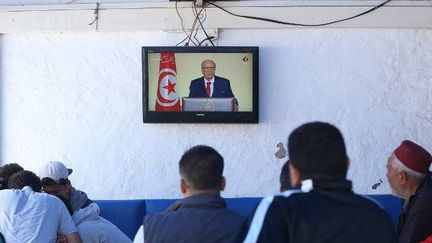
[192,2,203,44]
[207,0,392,27]
[188,3,201,46]
[194,2,215,46]
[175,36,190,46]
[175,1,198,46]
[198,36,215,46]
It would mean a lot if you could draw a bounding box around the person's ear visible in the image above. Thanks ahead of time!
[220,176,226,191]
[399,171,408,185]
[346,156,350,169]
[289,164,301,188]
[180,179,188,195]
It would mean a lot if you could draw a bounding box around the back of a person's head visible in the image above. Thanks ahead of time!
[179,145,224,190]
[0,163,24,190]
[8,170,42,192]
[288,122,348,180]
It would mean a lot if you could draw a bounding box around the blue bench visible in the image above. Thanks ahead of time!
[95,200,146,240]
[95,194,402,240]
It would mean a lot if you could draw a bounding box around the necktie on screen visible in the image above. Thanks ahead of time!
[206,81,211,97]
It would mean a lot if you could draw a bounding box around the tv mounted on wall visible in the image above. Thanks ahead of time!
[142,46,259,123]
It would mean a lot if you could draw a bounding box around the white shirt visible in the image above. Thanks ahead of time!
[0,186,77,243]
[204,77,215,97]
[72,203,131,243]
[133,225,144,243]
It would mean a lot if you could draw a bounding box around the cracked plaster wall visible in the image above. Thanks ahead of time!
[0,29,431,199]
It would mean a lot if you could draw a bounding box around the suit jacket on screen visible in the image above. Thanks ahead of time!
[188,76,235,98]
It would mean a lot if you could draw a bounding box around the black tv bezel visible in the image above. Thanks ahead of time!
[142,46,259,124]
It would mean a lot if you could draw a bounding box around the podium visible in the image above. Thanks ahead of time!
[182,97,236,112]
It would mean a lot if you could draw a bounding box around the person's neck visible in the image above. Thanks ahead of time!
[184,189,220,198]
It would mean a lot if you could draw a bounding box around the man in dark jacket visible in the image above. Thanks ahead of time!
[143,145,246,243]
[244,122,397,243]
[386,140,432,243]
[188,60,235,98]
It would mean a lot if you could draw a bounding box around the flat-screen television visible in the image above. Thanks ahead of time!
[142,46,259,123]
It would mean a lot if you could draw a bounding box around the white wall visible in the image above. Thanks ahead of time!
[0,0,164,5]
[1,28,431,199]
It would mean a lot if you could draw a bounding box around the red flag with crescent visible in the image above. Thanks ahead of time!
[155,52,181,111]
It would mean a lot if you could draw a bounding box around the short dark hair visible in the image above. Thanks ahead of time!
[41,177,68,188]
[8,170,42,192]
[280,160,293,191]
[0,163,24,190]
[179,145,224,190]
[288,122,348,180]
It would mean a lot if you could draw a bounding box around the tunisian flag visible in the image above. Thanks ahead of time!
[155,52,181,111]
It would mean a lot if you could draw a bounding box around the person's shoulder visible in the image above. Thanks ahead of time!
[274,190,305,202]
[215,76,230,82]
[0,188,21,203]
[0,188,19,196]
[144,198,194,228]
[411,186,432,210]
[143,210,176,233]
[25,191,66,213]
[349,194,395,219]
[144,210,173,225]
[70,187,94,209]
[417,184,432,200]
[190,77,203,83]
[223,208,247,225]
[354,194,388,208]
[43,192,66,205]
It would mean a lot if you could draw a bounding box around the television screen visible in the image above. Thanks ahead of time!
[142,46,259,123]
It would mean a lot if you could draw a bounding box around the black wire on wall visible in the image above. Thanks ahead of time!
[174,0,392,46]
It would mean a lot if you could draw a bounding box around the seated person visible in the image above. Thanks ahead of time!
[0,170,81,243]
[386,140,432,242]
[56,195,132,243]
[135,145,246,243]
[39,161,93,212]
[244,122,396,243]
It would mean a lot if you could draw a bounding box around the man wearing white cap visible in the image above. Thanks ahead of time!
[39,161,93,212]
[386,140,432,243]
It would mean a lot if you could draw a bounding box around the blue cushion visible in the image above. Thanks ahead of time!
[225,197,261,217]
[93,194,402,241]
[366,194,402,224]
[95,200,146,240]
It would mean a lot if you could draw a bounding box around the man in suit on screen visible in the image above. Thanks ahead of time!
[188,59,235,98]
